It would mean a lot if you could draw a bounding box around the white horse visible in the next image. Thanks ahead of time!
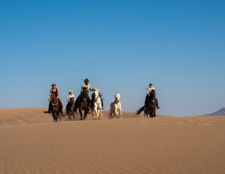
[92,89,102,120]
[110,92,122,119]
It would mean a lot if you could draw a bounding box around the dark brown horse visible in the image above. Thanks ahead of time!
[136,90,156,118]
[66,97,75,121]
[73,88,90,120]
[48,93,62,122]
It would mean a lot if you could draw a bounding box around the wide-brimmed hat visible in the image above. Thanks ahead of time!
[68,90,73,94]
[84,78,89,82]
[51,82,56,86]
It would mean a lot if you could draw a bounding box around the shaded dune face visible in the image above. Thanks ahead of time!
[0,108,225,174]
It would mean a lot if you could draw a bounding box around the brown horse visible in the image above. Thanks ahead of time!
[48,93,62,122]
[136,90,156,118]
[66,97,75,121]
[73,88,90,120]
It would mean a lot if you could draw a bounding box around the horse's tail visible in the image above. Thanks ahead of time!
[136,106,145,115]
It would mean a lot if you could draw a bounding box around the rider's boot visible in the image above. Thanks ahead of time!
[58,98,64,115]
[101,97,104,110]
[156,99,160,109]
[48,102,52,114]
[144,95,148,110]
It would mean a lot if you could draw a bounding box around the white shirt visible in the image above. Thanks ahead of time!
[67,94,75,101]
[146,86,155,95]
[81,84,92,92]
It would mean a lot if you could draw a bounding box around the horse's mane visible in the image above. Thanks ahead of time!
[149,90,155,99]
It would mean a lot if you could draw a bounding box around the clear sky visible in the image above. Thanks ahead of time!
[0,0,225,116]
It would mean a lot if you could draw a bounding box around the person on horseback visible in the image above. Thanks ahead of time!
[67,90,75,102]
[145,83,160,109]
[48,83,63,114]
[81,78,94,93]
[76,79,94,112]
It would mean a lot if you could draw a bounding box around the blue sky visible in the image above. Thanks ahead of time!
[0,0,225,116]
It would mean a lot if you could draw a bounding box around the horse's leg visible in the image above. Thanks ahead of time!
[98,107,102,120]
[115,109,118,119]
[52,112,55,122]
[99,108,102,120]
[92,110,94,120]
[73,112,75,121]
[150,111,153,118]
[79,109,82,120]
[56,112,59,122]
[68,114,71,120]
[58,112,62,121]
[69,112,72,120]
[53,112,57,122]
[95,108,98,120]
[84,109,87,120]
[96,107,99,120]
[119,104,122,119]
[110,103,113,119]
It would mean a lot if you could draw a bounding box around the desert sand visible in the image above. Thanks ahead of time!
[0,108,225,174]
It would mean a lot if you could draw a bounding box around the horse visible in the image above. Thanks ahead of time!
[48,93,62,122]
[136,90,156,118]
[66,97,75,121]
[92,89,102,120]
[74,88,90,120]
[110,92,122,119]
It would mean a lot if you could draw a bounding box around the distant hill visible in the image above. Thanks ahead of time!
[202,107,225,116]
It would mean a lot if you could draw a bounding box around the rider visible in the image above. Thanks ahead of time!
[79,79,94,111]
[67,90,75,102]
[48,82,63,114]
[145,83,160,109]
[81,78,94,93]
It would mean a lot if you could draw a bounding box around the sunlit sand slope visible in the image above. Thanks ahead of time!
[0,108,225,174]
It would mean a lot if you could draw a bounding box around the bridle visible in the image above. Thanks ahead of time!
[51,95,58,106]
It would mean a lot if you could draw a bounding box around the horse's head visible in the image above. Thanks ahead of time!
[68,97,75,111]
[69,97,75,103]
[48,93,57,102]
[93,89,99,100]
[115,92,120,102]
[150,90,155,96]
[49,93,59,112]
[149,90,156,102]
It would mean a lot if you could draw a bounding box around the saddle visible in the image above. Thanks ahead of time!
[78,93,89,102]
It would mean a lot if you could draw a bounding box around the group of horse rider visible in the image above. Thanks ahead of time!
[48,78,104,114]
[48,79,160,114]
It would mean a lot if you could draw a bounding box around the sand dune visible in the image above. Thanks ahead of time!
[0,108,225,174]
